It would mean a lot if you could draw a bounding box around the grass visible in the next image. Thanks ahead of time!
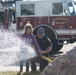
[0,71,41,75]
[0,71,17,75]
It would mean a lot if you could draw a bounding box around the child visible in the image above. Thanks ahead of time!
[20,21,40,73]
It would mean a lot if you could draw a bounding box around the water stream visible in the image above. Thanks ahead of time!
[0,28,36,66]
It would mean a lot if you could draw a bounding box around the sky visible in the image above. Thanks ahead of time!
[1,0,72,1]
[73,0,76,1]
[23,0,76,1]
[1,0,76,1]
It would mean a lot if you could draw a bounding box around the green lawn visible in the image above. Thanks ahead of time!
[0,71,41,75]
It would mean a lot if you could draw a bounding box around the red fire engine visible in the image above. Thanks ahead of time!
[5,0,76,52]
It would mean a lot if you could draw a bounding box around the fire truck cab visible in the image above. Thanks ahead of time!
[16,0,76,52]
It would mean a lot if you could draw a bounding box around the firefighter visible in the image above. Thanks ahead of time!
[31,27,52,72]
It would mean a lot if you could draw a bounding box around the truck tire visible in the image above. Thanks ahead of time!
[57,45,63,50]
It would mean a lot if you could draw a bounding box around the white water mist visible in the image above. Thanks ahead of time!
[0,28,36,66]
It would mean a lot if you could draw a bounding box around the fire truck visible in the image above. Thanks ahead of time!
[0,1,16,29]
[0,2,8,28]
[12,0,76,52]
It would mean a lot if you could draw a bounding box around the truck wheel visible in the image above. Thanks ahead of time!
[57,45,63,50]
[69,40,75,43]
[50,40,63,54]
[50,38,58,52]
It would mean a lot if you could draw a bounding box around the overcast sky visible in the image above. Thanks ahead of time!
[23,0,76,1]
[1,0,76,1]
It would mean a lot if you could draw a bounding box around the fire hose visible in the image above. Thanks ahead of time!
[35,51,53,63]
[40,55,53,63]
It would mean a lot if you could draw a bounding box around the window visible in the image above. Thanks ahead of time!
[74,2,76,14]
[68,2,75,15]
[21,4,34,15]
[52,3,63,15]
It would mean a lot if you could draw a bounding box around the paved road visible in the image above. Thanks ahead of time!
[60,42,76,54]
[0,42,76,72]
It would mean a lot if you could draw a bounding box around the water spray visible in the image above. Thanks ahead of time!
[0,28,36,66]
